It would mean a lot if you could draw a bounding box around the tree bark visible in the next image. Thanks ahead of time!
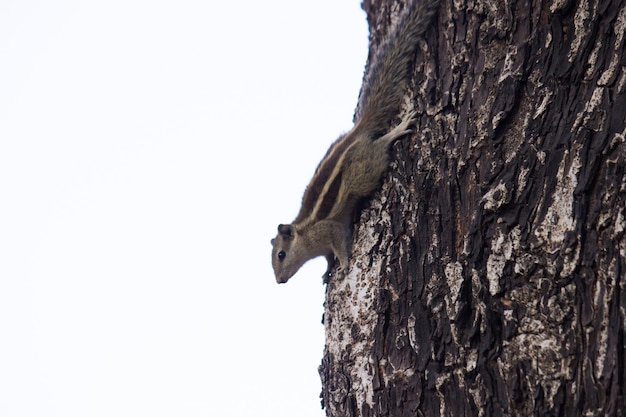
[319,0,626,416]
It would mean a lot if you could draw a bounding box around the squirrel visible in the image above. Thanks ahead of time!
[271,0,440,284]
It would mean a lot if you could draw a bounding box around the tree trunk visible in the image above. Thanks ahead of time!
[319,0,626,416]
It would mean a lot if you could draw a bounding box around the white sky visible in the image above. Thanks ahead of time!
[0,1,368,416]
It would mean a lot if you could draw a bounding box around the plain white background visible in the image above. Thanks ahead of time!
[0,1,368,416]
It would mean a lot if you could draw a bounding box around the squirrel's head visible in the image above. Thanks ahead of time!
[271,224,306,284]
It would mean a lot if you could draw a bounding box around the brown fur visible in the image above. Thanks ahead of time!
[272,0,440,283]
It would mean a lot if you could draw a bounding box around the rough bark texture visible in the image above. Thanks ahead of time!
[319,0,626,416]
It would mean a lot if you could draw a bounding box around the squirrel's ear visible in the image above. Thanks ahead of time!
[278,224,294,239]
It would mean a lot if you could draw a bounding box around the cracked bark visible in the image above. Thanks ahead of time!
[319,0,626,416]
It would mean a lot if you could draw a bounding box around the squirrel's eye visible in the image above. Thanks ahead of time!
[278,251,286,261]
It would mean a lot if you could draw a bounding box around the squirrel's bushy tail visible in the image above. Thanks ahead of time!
[356,0,440,134]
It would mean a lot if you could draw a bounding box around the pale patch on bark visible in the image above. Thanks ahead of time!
[534,90,553,119]
[444,261,463,341]
[593,256,615,381]
[500,281,576,409]
[473,94,497,146]
[574,87,606,131]
[471,269,488,334]
[550,0,568,13]
[615,206,625,234]
[516,165,530,200]
[618,70,626,94]
[482,181,511,212]
[407,313,418,352]
[487,226,521,295]
[435,373,448,417]
[568,0,591,62]
[598,3,626,85]
[323,195,399,411]
[534,146,581,276]
[467,372,487,417]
